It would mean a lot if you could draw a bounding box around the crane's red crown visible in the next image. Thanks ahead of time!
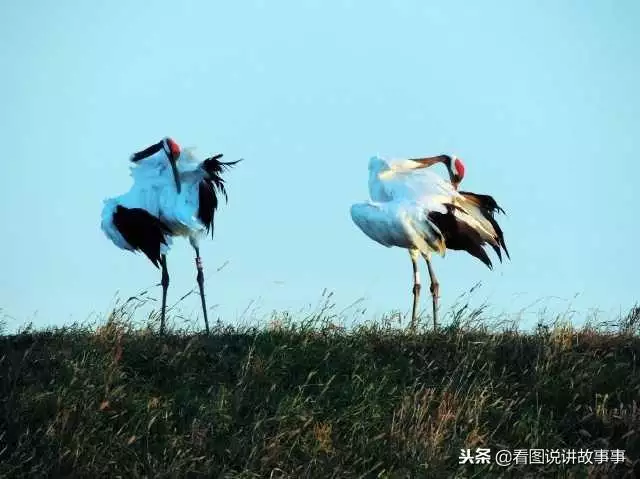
[453,157,465,179]
[166,138,181,159]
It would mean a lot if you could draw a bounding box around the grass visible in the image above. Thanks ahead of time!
[0,297,639,478]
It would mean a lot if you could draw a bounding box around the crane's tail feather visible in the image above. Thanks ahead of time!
[458,191,506,215]
[428,205,494,269]
[201,155,242,203]
[457,191,510,261]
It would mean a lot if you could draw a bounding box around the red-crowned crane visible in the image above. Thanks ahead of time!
[101,137,240,334]
[350,154,509,330]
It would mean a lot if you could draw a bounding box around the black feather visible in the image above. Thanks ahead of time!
[197,180,217,236]
[458,191,506,215]
[196,155,242,238]
[112,206,173,267]
[428,205,494,269]
[458,191,510,260]
[130,140,164,163]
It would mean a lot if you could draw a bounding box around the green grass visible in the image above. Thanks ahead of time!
[1,300,639,478]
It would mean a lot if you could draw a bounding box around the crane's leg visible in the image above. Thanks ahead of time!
[193,245,211,335]
[421,252,440,331]
[409,249,421,331]
[160,254,169,335]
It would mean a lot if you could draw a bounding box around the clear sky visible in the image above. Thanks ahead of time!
[1,1,638,332]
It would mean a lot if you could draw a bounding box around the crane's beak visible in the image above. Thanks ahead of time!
[169,156,181,194]
[408,155,448,169]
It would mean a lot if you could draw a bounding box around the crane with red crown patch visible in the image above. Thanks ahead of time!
[102,137,242,335]
[350,153,509,330]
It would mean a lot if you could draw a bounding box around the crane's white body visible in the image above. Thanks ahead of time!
[352,156,454,257]
[351,200,445,258]
[101,148,212,255]
[351,155,500,257]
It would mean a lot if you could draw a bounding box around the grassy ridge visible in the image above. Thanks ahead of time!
[1,304,639,478]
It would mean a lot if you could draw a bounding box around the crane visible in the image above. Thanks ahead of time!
[101,137,240,334]
[350,154,509,330]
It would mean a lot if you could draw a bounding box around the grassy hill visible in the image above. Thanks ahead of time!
[1,303,639,478]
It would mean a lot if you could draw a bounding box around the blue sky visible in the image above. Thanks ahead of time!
[1,1,638,332]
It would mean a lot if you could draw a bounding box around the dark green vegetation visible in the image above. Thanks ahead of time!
[1,301,639,478]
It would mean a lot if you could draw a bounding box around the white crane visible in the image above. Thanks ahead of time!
[350,154,509,330]
[101,137,240,334]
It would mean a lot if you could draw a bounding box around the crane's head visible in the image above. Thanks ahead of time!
[406,154,465,189]
[130,137,183,194]
[162,137,182,194]
[162,137,181,161]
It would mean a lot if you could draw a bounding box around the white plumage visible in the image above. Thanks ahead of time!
[350,200,444,258]
[352,156,458,258]
[367,156,457,204]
